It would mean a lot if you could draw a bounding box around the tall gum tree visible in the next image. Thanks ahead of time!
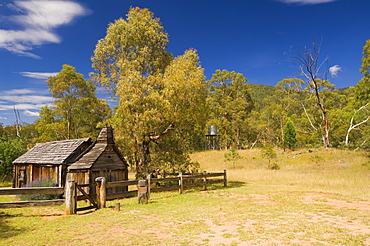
[348,39,370,148]
[91,7,207,177]
[36,64,110,141]
[207,69,254,148]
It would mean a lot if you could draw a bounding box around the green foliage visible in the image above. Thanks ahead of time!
[18,178,60,201]
[224,146,242,168]
[283,118,297,150]
[355,39,370,105]
[91,7,171,94]
[207,69,254,148]
[35,64,111,141]
[246,83,277,111]
[0,138,27,181]
[261,144,279,169]
[92,8,207,176]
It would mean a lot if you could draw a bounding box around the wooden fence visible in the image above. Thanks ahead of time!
[0,170,227,215]
[0,187,64,208]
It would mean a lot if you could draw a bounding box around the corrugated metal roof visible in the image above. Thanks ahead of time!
[13,138,91,165]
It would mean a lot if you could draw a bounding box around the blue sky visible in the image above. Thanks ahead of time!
[0,0,369,126]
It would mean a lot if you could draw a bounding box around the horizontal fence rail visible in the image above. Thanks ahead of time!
[0,187,64,209]
[0,187,64,196]
[0,170,227,214]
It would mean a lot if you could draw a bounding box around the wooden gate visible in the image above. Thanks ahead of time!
[65,178,106,215]
[76,183,98,212]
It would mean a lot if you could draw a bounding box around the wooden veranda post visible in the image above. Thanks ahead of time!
[65,180,76,215]
[95,177,106,209]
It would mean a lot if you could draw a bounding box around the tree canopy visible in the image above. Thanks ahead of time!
[207,69,254,148]
[91,7,207,177]
[35,64,111,141]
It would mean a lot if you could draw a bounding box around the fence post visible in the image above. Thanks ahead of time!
[65,179,76,215]
[146,174,151,200]
[224,170,227,187]
[95,177,106,209]
[115,202,120,212]
[178,172,183,194]
[203,171,207,191]
[138,180,148,204]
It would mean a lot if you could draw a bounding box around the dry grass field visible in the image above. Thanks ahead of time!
[1,148,370,245]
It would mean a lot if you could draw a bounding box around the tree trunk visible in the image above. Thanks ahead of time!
[135,124,174,178]
[313,83,330,148]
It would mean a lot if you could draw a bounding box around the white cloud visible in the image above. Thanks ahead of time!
[0,95,53,104]
[0,103,48,111]
[20,72,58,79]
[0,0,89,57]
[0,116,7,120]
[329,65,341,77]
[2,88,36,95]
[277,0,337,5]
[0,89,53,111]
[23,109,39,117]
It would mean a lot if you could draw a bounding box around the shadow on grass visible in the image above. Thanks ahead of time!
[226,181,246,188]
[204,181,246,191]
[0,211,25,240]
[0,211,64,218]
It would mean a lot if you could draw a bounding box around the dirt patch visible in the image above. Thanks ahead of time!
[192,218,242,245]
[199,191,276,205]
[249,193,276,205]
[302,194,370,211]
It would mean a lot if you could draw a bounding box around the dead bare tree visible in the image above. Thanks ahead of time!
[290,40,332,148]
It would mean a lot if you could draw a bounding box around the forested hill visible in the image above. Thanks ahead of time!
[247,83,350,105]
[246,83,277,105]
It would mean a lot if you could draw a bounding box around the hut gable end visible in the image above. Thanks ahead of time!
[92,148,125,170]
[68,127,128,171]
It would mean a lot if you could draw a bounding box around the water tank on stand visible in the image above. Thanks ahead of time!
[206,125,220,150]
[208,125,217,136]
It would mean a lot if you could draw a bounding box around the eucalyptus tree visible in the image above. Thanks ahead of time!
[91,7,207,177]
[207,69,254,148]
[346,39,370,148]
[36,64,111,141]
[355,39,370,105]
[261,78,304,146]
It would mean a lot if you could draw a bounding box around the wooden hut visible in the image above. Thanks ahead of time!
[13,127,128,191]
[66,127,128,193]
[13,138,92,188]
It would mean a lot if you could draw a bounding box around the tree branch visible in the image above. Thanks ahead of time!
[301,102,317,131]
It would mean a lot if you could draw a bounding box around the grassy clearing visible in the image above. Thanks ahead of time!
[1,148,370,245]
